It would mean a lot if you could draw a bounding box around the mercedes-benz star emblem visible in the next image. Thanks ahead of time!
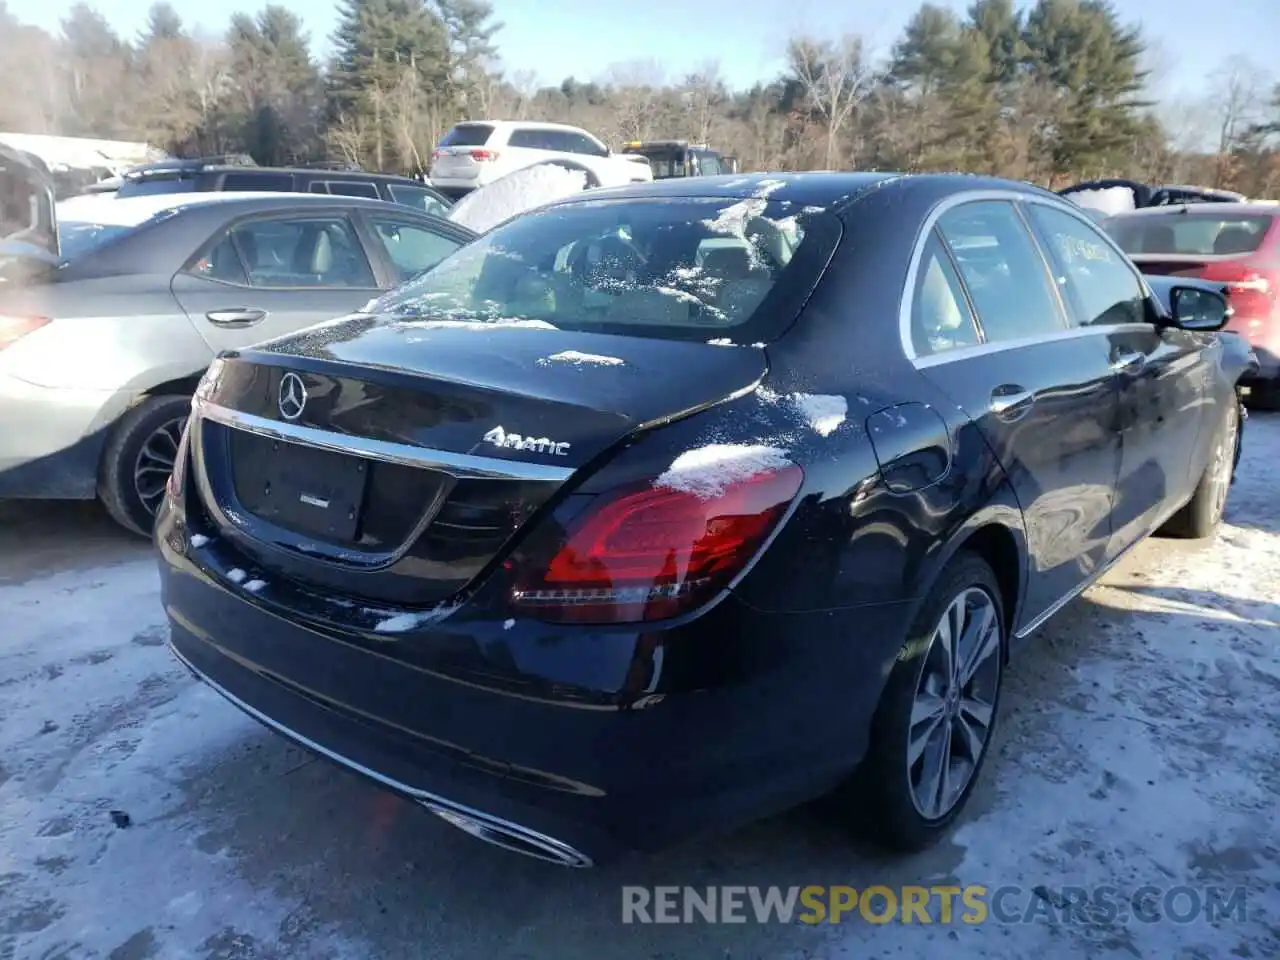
[278,372,307,421]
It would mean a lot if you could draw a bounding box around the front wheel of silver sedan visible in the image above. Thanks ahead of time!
[846,551,1007,852]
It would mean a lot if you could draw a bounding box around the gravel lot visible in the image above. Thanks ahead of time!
[2,414,1279,960]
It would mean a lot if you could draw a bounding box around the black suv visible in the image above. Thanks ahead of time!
[115,157,453,219]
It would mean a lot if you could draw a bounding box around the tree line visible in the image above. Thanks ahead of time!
[0,0,1276,196]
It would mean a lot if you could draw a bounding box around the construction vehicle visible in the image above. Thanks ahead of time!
[619,140,736,178]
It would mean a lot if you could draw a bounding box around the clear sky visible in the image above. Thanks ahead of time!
[7,0,1277,104]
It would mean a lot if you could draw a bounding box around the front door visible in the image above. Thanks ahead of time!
[172,211,383,354]
[907,200,1121,626]
[1022,201,1208,554]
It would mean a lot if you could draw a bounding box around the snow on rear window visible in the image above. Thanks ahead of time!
[374,195,828,342]
[1105,214,1273,256]
[439,124,495,147]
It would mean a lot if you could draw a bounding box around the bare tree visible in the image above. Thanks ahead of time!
[680,60,724,144]
[787,34,872,169]
[603,59,666,142]
[1208,59,1268,188]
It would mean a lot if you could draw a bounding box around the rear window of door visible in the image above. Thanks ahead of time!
[367,217,464,284]
[546,130,608,157]
[189,216,376,288]
[386,183,451,218]
[322,180,380,199]
[508,129,553,150]
[936,200,1067,344]
[1025,203,1147,327]
[910,231,981,357]
[220,172,294,192]
[439,123,495,147]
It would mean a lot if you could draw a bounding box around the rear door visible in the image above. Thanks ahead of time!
[1023,199,1208,553]
[171,210,384,353]
[907,198,1121,628]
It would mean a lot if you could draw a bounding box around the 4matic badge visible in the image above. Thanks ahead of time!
[482,425,571,457]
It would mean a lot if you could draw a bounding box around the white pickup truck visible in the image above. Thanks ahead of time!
[428,121,653,198]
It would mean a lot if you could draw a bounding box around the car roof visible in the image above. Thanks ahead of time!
[1106,202,1280,219]
[459,120,586,133]
[544,171,1058,213]
[55,190,392,226]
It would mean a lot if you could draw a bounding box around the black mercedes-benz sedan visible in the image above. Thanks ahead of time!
[155,172,1249,867]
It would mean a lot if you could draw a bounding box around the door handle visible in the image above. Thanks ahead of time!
[990,384,1034,420]
[206,308,267,327]
[1112,350,1146,374]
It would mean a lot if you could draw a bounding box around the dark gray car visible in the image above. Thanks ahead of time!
[0,190,476,535]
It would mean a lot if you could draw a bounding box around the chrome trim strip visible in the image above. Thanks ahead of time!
[169,640,595,867]
[912,323,1157,369]
[898,188,1157,369]
[195,398,574,483]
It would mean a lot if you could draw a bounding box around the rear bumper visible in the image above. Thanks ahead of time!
[0,373,116,498]
[155,503,909,862]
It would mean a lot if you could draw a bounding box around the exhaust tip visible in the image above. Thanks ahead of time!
[422,802,594,867]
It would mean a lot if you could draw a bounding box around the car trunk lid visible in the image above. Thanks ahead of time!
[189,316,767,606]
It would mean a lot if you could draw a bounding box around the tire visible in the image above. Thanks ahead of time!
[1160,399,1240,540]
[843,552,1006,852]
[97,395,191,537]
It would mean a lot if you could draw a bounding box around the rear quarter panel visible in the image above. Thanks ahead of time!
[724,179,1030,627]
[0,274,214,431]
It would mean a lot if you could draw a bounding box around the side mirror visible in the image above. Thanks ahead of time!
[1168,285,1230,332]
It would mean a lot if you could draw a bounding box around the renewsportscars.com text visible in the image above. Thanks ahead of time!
[621,884,1249,925]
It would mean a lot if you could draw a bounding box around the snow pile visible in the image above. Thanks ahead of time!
[655,443,793,500]
[537,350,624,367]
[372,600,463,634]
[791,392,847,437]
[447,164,589,234]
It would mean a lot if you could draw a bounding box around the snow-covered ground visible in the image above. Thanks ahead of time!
[2,416,1279,959]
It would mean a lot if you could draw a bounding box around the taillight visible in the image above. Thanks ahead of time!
[468,149,500,162]
[1199,262,1276,320]
[509,461,803,624]
[0,315,51,351]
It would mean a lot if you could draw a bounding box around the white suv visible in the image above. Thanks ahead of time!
[429,121,653,197]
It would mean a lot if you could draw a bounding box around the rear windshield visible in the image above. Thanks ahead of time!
[439,124,495,148]
[117,174,197,197]
[1105,213,1274,256]
[370,195,840,342]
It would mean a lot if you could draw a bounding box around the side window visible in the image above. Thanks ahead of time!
[387,184,450,218]
[565,132,608,157]
[324,180,380,199]
[221,217,376,288]
[936,200,1066,344]
[699,154,722,176]
[911,231,980,356]
[507,129,548,149]
[188,234,249,285]
[221,172,294,192]
[1025,203,1147,327]
[368,218,463,283]
[308,182,329,194]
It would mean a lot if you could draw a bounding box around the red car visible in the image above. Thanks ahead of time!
[1103,203,1280,409]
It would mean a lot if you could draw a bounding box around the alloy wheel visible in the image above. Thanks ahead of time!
[1206,406,1239,525]
[907,587,1003,821]
[133,417,186,517]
